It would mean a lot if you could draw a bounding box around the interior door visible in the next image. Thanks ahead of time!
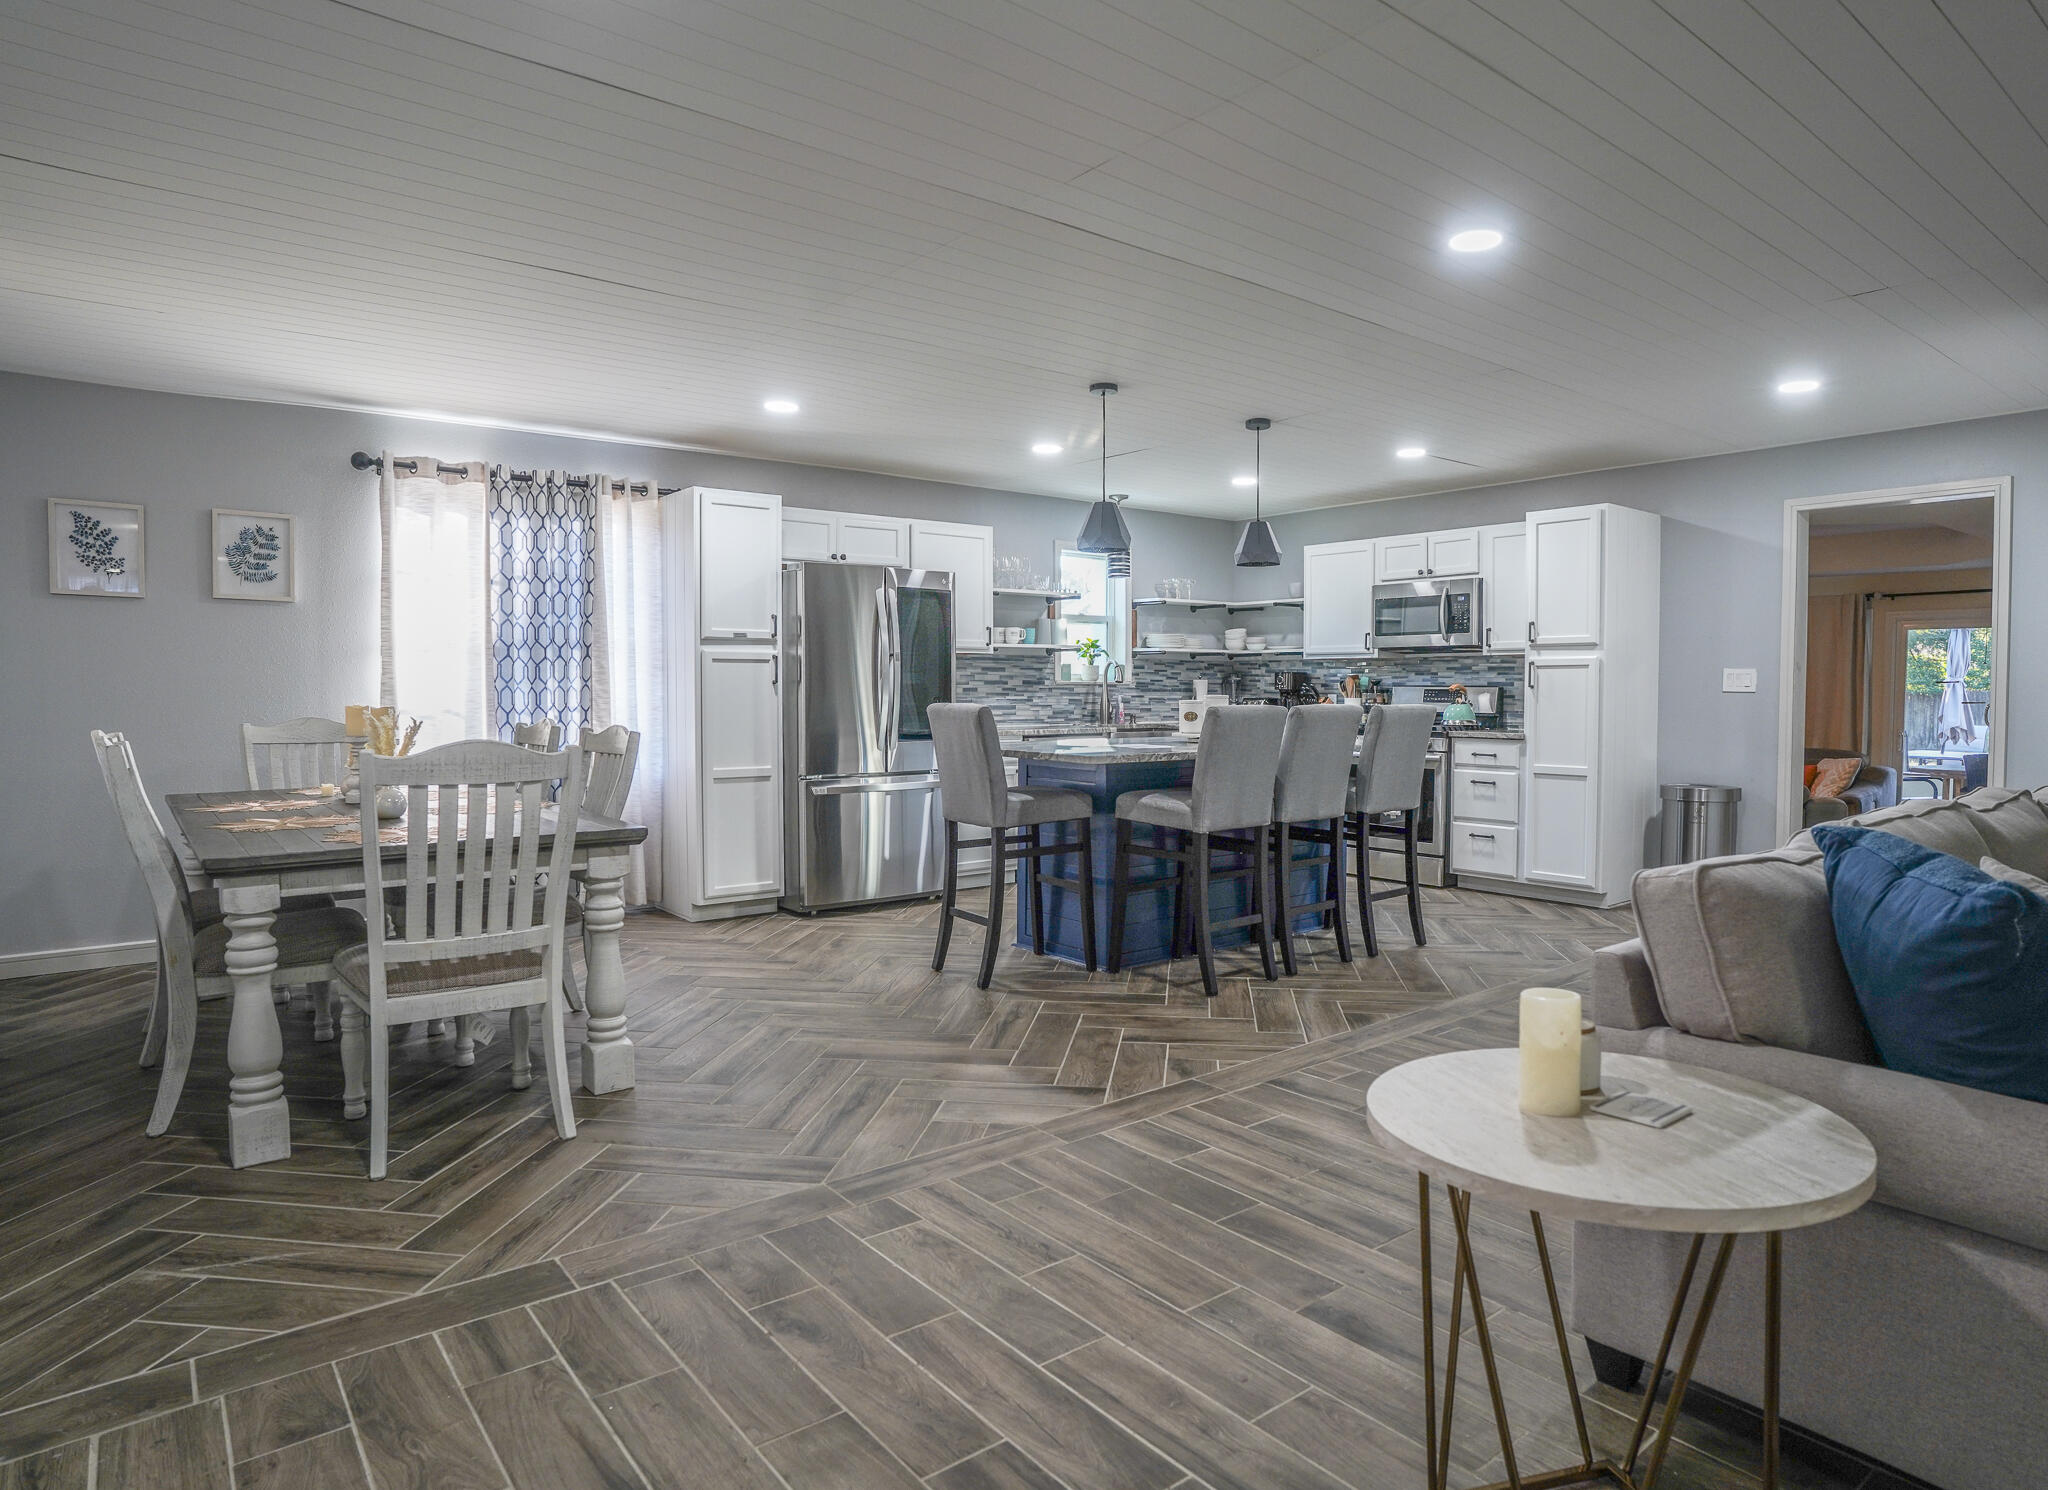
[1525,655,1601,888]
[1868,596,1992,784]
[1303,538,1375,656]
[1528,507,1603,648]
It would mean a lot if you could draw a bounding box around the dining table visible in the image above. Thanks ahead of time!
[164,787,648,1168]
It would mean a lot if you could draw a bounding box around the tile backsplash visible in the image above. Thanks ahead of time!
[953,651,1522,730]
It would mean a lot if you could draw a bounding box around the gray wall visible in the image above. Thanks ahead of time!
[1264,409,2048,851]
[1,371,1238,962]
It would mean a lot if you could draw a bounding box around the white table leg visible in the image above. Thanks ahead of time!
[578,851,634,1094]
[220,882,290,1167]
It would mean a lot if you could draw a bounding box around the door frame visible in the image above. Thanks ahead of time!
[1775,477,2011,843]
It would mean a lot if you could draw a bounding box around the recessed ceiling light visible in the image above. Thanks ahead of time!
[763,397,800,414]
[1396,446,1428,460]
[1446,228,1504,253]
[1031,441,1063,455]
[1231,474,1258,487]
[1775,378,1822,395]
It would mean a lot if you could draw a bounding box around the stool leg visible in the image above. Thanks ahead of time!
[1273,822,1298,977]
[1028,823,1047,956]
[1404,808,1426,946]
[1169,829,1189,962]
[1107,818,1131,975]
[1252,824,1278,983]
[1329,817,1353,963]
[1354,812,1379,959]
[1076,817,1099,973]
[979,832,1007,991]
[1191,831,1218,998]
[932,820,959,972]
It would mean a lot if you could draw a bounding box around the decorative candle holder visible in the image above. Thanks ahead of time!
[373,785,407,821]
[1519,987,1583,1116]
[340,743,363,806]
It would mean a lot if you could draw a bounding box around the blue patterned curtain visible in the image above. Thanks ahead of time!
[488,468,598,741]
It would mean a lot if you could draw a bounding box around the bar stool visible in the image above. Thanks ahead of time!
[1345,704,1437,956]
[928,704,1098,990]
[1268,702,1366,976]
[1108,706,1288,998]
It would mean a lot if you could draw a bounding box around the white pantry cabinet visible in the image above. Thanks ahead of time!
[783,506,911,565]
[1478,523,1527,654]
[1375,527,1479,580]
[1527,506,1604,648]
[1522,656,1602,890]
[909,519,996,653]
[696,488,783,642]
[695,646,783,900]
[1302,538,1376,658]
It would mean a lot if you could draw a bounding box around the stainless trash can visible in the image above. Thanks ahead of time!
[1660,784,1741,864]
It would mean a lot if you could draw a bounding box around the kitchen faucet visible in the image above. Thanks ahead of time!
[1097,660,1126,727]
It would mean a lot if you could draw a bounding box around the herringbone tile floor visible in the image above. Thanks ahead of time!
[0,889,1885,1489]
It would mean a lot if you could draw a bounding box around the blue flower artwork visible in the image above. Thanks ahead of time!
[212,509,294,600]
[68,510,127,576]
[225,524,282,583]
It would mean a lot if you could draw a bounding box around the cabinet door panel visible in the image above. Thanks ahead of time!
[1528,507,1603,648]
[1303,539,1375,657]
[1428,528,1480,576]
[910,521,994,652]
[698,647,782,898]
[838,515,911,566]
[1452,766,1520,825]
[1525,656,1600,888]
[1451,823,1519,877]
[1375,533,1429,581]
[1479,524,1527,653]
[698,490,782,640]
[782,507,834,563]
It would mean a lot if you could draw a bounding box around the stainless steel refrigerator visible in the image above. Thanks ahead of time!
[779,563,955,912]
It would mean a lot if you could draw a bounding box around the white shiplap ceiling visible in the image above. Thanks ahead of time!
[5,0,2048,515]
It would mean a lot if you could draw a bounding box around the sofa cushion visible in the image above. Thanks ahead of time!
[1630,849,1877,1063]
[1814,825,2048,1104]
[1982,856,2048,898]
[1789,795,1992,862]
[1952,788,2048,879]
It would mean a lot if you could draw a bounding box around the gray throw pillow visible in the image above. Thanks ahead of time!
[1980,856,2048,900]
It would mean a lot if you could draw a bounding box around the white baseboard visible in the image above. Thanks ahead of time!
[0,938,156,979]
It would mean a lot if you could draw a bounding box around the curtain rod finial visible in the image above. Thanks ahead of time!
[350,451,382,473]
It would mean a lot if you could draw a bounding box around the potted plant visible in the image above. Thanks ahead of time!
[1074,637,1106,683]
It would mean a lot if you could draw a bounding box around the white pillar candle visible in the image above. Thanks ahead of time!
[1519,987,1583,1116]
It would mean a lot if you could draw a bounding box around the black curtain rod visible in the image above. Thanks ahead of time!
[1872,587,1992,600]
[350,451,677,495]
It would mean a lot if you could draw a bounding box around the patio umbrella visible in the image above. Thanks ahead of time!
[1936,627,1978,748]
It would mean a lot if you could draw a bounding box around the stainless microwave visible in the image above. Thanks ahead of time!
[1371,576,1483,651]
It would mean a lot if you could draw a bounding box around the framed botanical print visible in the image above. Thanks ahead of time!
[48,499,145,597]
[212,509,297,602]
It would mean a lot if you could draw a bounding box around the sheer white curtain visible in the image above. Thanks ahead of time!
[592,483,665,906]
[378,455,490,746]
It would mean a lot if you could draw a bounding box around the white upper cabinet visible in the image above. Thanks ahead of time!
[1375,528,1478,580]
[1302,538,1376,657]
[1478,523,1528,653]
[782,507,909,565]
[1527,506,1605,648]
[696,488,782,642]
[909,519,995,653]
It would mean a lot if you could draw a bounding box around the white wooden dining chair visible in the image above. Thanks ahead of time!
[92,731,366,1137]
[242,716,365,790]
[558,724,640,1012]
[336,740,585,1178]
[511,719,563,751]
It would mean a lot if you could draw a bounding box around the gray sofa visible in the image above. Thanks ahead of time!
[1800,746,1899,826]
[1573,788,2048,1490]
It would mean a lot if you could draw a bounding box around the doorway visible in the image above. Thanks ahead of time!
[1776,479,2011,842]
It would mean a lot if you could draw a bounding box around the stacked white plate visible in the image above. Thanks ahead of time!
[1143,633,1189,649]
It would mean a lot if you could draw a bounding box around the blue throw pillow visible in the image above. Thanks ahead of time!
[1812,824,2048,1103]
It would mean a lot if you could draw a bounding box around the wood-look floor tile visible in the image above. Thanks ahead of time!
[0,1321,198,1414]
[763,1219,950,1335]
[752,1287,998,1476]
[894,1314,1178,1490]
[467,1359,645,1490]
[96,1400,232,1490]
[530,1286,675,1396]
[233,1426,371,1490]
[0,1441,88,1490]
[0,1197,192,1317]
[404,1139,601,1258]
[756,1413,922,1490]
[596,1370,781,1490]
[223,1364,349,1461]
[0,1166,174,1269]
[1063,1134,1256,1221]
[153,1327,267,1367]
[145,1279,397,1333]
[1001,1188,1229,1310]
[833,1198,920,1238]
[1251,1389,1430,1488]
[336,1336,501,1490]
[0,1229,190,1346]
[693,1239,812,1308]
[1087,1187,1341,1310]
[441,1310,555,1388]
[864,1224,1097,1362]
[148,1199,430,1251]
[434,1168,633,1287]
[0,1272,195,1405]
[896,1182,1072,1276]
[160,1238,458,1294]
[622,1270,835,1444]
[563,1186,846,1288]
[949,1166,1038,1204]
[1190,1289,1427,1433]
[0,1366,191,1462]
[144,1166,417,1210]
[925,1441,1066,1490]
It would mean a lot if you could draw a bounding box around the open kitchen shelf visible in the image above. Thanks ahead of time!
[1132,597,1303,611]
[993,588,1083,600]
[989,643,1075,652]
[1133,647,1305,657]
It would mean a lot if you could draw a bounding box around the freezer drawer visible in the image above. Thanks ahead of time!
[784,774,943,912]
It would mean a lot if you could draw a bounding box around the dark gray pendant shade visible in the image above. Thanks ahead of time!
[1077,495,1132,553]
[1234,416,1281,567]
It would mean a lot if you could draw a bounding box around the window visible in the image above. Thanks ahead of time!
[1054,543,1129,683]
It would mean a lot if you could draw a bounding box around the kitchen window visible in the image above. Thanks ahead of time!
[1054,543,1130,683]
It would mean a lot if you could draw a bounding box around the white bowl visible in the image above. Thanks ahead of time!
[1224,640,1246,652]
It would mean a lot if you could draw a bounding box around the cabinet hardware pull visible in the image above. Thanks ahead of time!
[1467,832,1495,840]
[1528,620,1536,643]
[769,613,778,641]
[1527,660,1537,690]
[770,655,778,688]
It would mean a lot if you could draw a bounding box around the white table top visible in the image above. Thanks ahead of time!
[1365,1049,1877,1234]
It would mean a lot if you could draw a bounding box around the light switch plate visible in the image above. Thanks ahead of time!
[1722,667,1758,693]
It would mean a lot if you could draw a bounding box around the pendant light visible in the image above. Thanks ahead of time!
[1234,416,1281,567]
[1076,382,1133,553]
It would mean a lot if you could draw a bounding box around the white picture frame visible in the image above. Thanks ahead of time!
[212,508,297,602]
[48,499,145,597]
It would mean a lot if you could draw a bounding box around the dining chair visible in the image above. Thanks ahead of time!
[336,739,585,1178]
[1345,704,1437,956]
[242,716,365,791]
[1269,702,1365,975]
[92,730,366,1137]
[557,724,640,1012]
[512,719,564,751]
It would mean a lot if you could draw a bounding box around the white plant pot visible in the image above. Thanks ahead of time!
[1081,664,1101,683]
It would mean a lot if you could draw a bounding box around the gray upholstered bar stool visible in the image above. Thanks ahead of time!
[1108,705,1288,998]
[928,704,1098,990]
[1345,703,1438,956]
[1268,702,1366,976]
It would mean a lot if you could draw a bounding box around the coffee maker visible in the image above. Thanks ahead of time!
[1273,670,1320,706]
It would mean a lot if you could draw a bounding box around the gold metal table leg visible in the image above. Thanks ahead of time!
[1763,1231,1781,1490]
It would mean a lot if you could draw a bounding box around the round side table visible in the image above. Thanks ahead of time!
[1365,1049,1875,1490]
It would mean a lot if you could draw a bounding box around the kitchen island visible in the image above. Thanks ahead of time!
[998,732,1329,970]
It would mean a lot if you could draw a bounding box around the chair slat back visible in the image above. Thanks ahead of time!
[357,741,584,1006]
[92,731,195,951]
[512,719,563,752]
[577,724,641,820]
[242,717,364,790]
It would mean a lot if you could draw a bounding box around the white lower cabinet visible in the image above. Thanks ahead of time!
[695,645,783,901]
[1523,656,1601,890]
[1450,739,1523,878]
[1450,822,1519,877]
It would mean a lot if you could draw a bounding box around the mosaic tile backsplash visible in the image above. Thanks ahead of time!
[954,651,1523,730]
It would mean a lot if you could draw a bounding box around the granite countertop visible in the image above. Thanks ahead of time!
[1443,729,1525,741]
[1011,722,1177,738]
[1000,733,1199,763]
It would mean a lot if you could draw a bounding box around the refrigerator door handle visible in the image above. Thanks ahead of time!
[808,775,940,796]
[880,577,903,768]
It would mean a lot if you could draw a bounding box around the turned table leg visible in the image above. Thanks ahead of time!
[577,851,635,1094]
[220,882,290,1167]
